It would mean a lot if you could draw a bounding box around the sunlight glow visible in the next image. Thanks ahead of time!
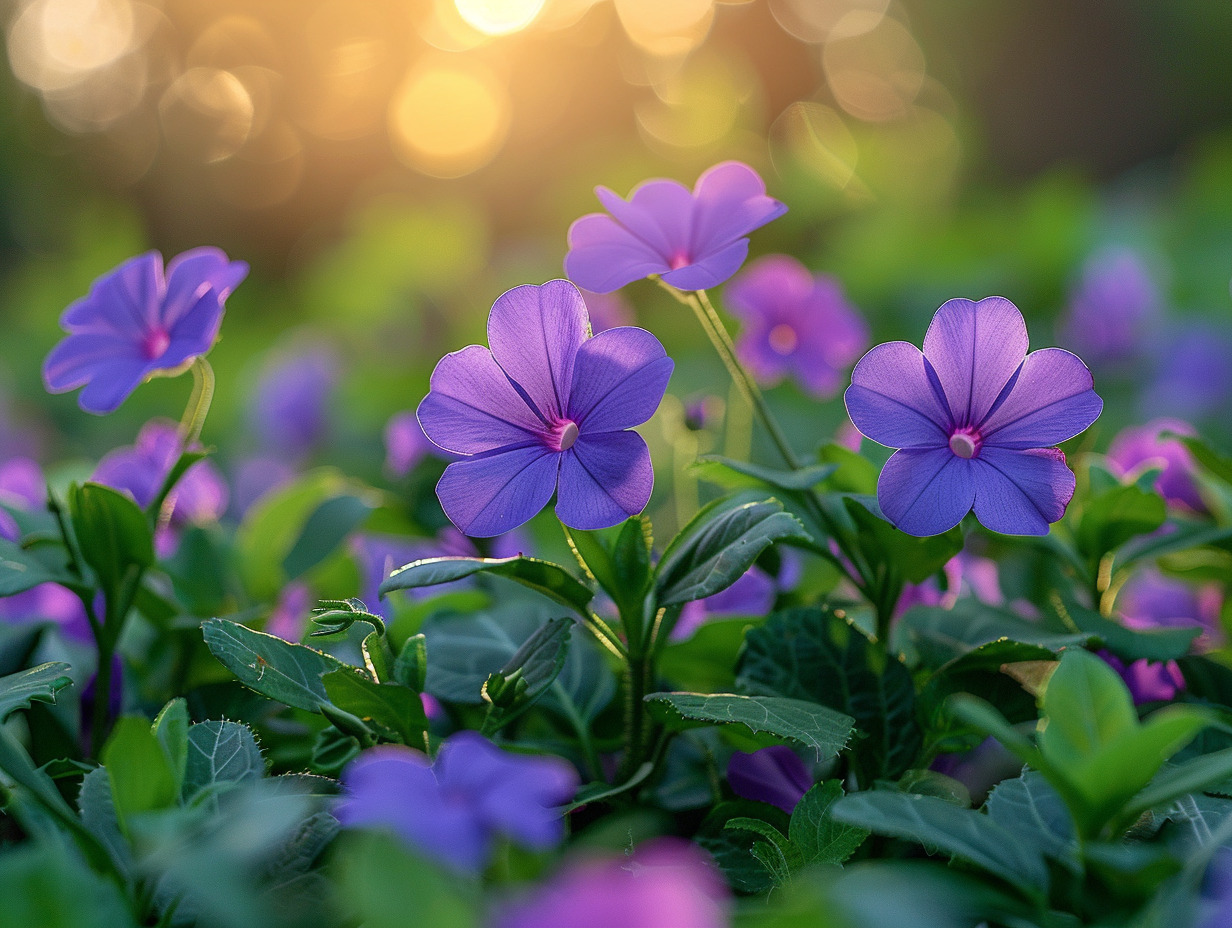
[453,0,545,36]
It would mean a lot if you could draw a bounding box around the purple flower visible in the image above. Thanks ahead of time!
[1059,248,1159,367]
[1199,848,1232,928]
[266,582,311,642]
[844,297,1103,536]
[495,839,730,928]
[337,733,578,873]
[43,248,248,414]
[896,551,1003,617]
[229,455,296,517]
[1119,568,1223,653]
[1107,418,1206,513]
[673,566,776,641]
[93,420,228,554]
[1098,649,1185,705]
[1143,324,1232,422]
[418,280,673,537]
[726,255,868,398]
[384,410,441,477]
[564,162,786,293]
[726,746,812,813]
[247,344,337,458]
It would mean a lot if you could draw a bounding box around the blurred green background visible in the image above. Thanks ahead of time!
[2,0,1231,538]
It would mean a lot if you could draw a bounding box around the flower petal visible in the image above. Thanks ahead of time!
[75,358,151,414]
[564,214,670,293]
[844,341,950,448]
[435,445,559,537]
[43,332,142,392]
[922,297,1028,428]
[597,179,694,261]
[877,446,976,536]
[488,281,588,421]
[418,346,547,455]
[555,431,652,530]
[970,446,1075,536]
[689,161,787,259]
[162,292,224,368]
[163,247,248,328]
[724,254,813,326]
[567,327,673,432]
[980,348,1103,449]
[659,238,750,291]
[62,253,161,334]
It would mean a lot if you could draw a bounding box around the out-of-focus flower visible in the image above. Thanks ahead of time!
[844,297,1103,536]
[1059,248,1159,367]
[565,162,786,294]
[683,394,722,432]
[726,746,812,814]
[1143,324,1232,422]
[1199,848,1232,928]
[248,344,337,458]
[337,733,578,873]
[1098,649,1185,705]
[725,255,867,398]
[580,288,634,333]
[929,737,1021,804]
[897,552,1003,617]
[495,839,730,928]
[384,410,440,477]
[43,249,247,414]
[1107,419,1206,513]
[418,280,673,536]
[0,457,44,542]
[673,566,776,641]
[266,582,311,642]
[230,455,297,518]
[94,420,228,554]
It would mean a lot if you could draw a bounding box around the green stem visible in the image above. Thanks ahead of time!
[179,358,215,449]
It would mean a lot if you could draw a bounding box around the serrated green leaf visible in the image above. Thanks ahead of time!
[695,800,789,894]
[323,670,427,746]
[656,492,810,607]
[645,692,854,763]
[183,720,266,799]
[1125,746,1232,823]
[789,780,868,865]
[0,662,73,722]
[380,555,595,617]
[202,618,347,712]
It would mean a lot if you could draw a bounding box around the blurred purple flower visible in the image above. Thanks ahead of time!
[1059,248,1159,367]
[726,255,868,398]
[43,248,248,414]
[1107,418,1206,513]
[673,566,776,641]
[1119,568,1223,652]
[565,161,786,293]
[0,457,44,542]
[580,288,633,333]
[418,280,673,536]
[496,839,730,928]
[897,552,1003,617]
[929,736,1021,804]
[248,344,337,458]
[683,395,722,432]
[726,746,812,814]
[1098,649,1185,705]
[230,454,296,517]
[1143,324,1232,422]
[844,297,1103,536]
[94,420,228,554]
[266,582,311,642]
[337,733,578,873]
[1199,848,1232,928]
[384,410,440,477]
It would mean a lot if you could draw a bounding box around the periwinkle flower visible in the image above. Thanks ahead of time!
[248,344,337,458]
[1143,324,1232,422]
[43,248,248,414]
[1059,248,1159,367]
[726,255,868,398]
[337,733,578,873]
[726,746,812,814]
[1107,418,1206,513]
[896,552,1003,617]
[1098,649,1185,706]
[565,162,786,293]
[418,280,673,537]
[844,297,1103,536]
[673,566,776,642]
[1119,568,1223,651]
[496,839,730,928]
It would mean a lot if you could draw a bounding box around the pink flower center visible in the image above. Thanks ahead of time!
[550,420,579,452]
[948,428,981,459]
[668,251,691,270]
[142,327,171,361]
[768,324,798,356]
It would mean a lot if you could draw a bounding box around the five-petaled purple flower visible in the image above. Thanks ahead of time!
[43,248,248,414]
[564,162,786,293]
[417,280,673,537]
[337,733,578,873]
[726,255,868,398]
[844,297,1103,536]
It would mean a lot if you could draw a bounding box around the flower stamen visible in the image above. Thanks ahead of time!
[948,428,981,459]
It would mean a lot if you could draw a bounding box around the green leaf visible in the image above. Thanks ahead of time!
[563,517,652,619]
[832,791,1050,897]
[282,494,375,580]
[788,780,868,865]
[1037,647,1139,769]
[480,616,571,734]
[896,601,1090,663]
[380,555,595,617]
[77,766,131,877]
[0,539,75,596]
[183,720,265,799]
[322,670,427,746]
[566,761,655,811]
[393,633,428,692]
[152,698,189,796]
[202,618,347,712]
[738,606,921,779]
[1177,434,1232,486]
[0,662,73,722]
[1076,482,1167,561]
[102,716,179,828]
[726,816,801,886]
[0,842,140,928]
[841,495,964,585]
[1059,601,1199,662]
[1124,746,1232,822]
[693,456,838,492]
[655,492,810,607]
[986,771,1081,873]
[69,482,154,593]
[645,692,854,763]
[695,800,789,893]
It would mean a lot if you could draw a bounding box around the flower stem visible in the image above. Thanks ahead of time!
[179,358,215,449]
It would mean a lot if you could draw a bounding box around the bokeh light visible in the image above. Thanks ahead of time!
[823,14,926,122]
[454,0,545,36]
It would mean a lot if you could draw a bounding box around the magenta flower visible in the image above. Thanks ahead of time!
[337,733,578,873]
[1120,567,1223,652]
[496,839,730,928]
[726,255,868,398]
[1098,650,1185,706]
[1059,248,1159,367]
[564,162,786,293]
[43,248,248,414]
[418,280,673,537]
[844,297,1103,536]
[1107,418,1206,513]
[727,746,812,814]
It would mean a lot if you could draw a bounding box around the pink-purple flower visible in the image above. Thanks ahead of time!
[43,248,248,414]
[1059,247,1159,367]
[247,343,337,458]
[384,410,440,477]
[417,280,673,537]
[1107,418,1206,513]
[726,255,868,398]
[844,297,1103,536]
[726,746,812,814]
[337,733,578,873]
[564,162,786,293]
